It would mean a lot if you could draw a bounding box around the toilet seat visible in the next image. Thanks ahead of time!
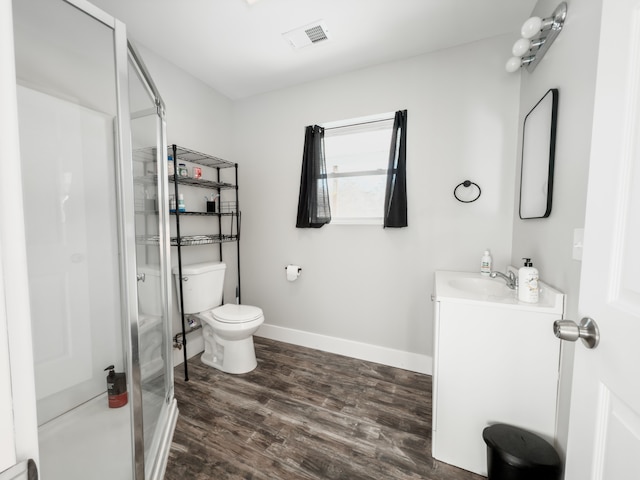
[211,304,263,324]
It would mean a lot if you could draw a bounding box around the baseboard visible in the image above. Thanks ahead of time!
[256,323,432,375]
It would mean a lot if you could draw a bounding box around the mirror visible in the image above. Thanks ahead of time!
[519,88,558,219]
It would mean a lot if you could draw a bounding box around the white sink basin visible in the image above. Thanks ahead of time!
[434,270,564,313]
[448,277,513,297]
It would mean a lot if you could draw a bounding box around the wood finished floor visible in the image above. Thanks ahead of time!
[165,337,484,480]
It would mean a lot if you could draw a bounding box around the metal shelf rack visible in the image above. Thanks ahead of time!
[170,144,240,381]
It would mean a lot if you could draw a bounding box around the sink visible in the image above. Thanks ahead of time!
[448,277,513,297]
[434,270,564,312]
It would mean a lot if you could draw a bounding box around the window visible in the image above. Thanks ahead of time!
[323,113,394,224]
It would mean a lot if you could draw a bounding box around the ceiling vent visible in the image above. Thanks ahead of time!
[282,20,330,49]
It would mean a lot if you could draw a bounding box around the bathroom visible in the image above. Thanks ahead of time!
[2,0,637,478]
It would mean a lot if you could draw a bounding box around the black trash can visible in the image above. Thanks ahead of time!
[482,424,562,480]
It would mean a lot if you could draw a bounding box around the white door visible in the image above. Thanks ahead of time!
[564,0,640,477]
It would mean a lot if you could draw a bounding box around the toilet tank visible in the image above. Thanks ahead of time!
[172,261,226,314]
[137,266,162,316]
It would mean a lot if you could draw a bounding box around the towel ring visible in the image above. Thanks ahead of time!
[454,180,481,203]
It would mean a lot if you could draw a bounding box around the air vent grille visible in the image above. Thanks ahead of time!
[305,25,328,43]
[282,20,330,49]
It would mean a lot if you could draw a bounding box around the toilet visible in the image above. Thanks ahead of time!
[173,261,264,374]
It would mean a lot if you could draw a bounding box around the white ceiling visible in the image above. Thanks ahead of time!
[89,0,537,100]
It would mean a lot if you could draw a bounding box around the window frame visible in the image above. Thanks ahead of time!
[322,112,395,225]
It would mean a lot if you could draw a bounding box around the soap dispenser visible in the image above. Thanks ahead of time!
[518,258,539,303]
[104,365,128,408]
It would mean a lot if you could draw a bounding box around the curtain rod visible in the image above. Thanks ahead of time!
[323,117,394,131]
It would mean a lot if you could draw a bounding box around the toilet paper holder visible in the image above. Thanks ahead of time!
[285,265,302,282]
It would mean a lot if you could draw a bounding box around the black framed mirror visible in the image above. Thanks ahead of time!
[519,88,558,219]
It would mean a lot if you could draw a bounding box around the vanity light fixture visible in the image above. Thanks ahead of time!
[506,2,567,73]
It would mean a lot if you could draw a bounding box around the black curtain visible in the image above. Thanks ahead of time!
[383,110,408,228]
[296,125,331,228]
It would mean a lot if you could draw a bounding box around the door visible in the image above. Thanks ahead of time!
[1,0,39,473]
[13,0,123,425]
[127,45,178,479]
[564,0,640,477]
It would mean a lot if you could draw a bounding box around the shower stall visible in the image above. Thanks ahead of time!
[10,0,176,478]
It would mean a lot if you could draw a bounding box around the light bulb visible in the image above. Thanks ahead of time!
[512,38,531,57]
[521,16,543,39]
[505,57,522,73]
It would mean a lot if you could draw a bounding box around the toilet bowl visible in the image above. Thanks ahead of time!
[173,261,264,374]
[197,304,264,374]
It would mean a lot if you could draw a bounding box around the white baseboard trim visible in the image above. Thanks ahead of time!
[256,323,432,375]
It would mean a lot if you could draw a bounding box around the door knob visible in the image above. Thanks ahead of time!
[553,317,600,349]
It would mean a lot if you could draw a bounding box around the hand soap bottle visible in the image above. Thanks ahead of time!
[104,365,128,408]
[518,258,539,303]
[480,250,492,276]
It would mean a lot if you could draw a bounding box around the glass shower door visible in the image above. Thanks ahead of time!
[14,0,123,428]
[13,0,176,478]
[127,46,177,479]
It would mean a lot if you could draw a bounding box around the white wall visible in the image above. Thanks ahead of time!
[135,45,234,160]
[233,35,520,372]
[511,0,603,459]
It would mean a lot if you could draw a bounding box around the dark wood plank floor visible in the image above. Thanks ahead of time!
[165,336,484,480]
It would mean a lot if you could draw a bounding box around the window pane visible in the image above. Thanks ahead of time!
[328,174,386,218]
[325,129,391,173]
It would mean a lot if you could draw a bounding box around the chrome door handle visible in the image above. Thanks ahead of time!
[553,317,600,349]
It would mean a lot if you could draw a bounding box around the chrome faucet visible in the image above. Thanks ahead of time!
[490,270,518,289]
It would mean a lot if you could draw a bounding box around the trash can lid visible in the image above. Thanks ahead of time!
[482,424,561,469]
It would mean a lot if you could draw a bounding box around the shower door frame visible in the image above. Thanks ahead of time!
[126,39,178,480]
[106,3,177,478]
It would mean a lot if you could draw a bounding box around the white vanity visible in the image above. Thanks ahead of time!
[432,270,565,476]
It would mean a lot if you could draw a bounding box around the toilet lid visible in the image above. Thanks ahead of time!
[212,304,263,324]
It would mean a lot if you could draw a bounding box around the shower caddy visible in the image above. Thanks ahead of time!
[168,144,240,380]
